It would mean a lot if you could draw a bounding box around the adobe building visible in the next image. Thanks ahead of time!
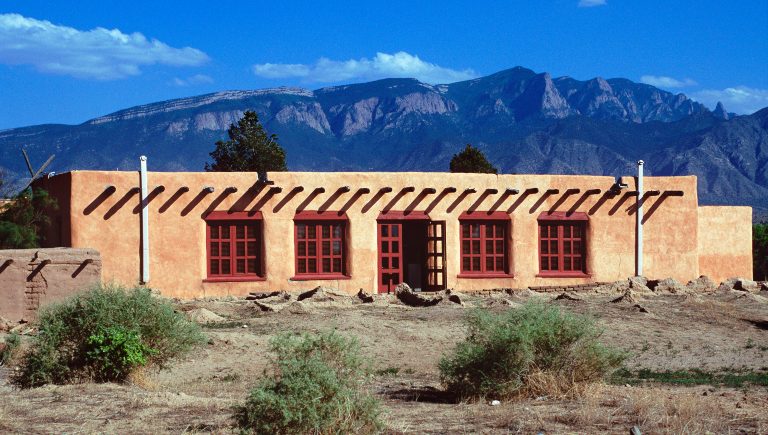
[35,168,752,299]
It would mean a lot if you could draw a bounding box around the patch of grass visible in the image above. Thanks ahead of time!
[202,321,243,329]
[234,330,383,434]
[745,338,756,349]
[439,300,627,401]
[612,368,768,388]
[12,283,206,388]
[375,366,400,376]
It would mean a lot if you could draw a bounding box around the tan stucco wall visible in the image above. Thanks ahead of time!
[43,170,751,298]
[0,248,101,322]
[697,206,753,282]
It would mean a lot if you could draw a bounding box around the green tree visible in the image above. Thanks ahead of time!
[205,111,288,173]
[449,144,498,174]
[754,223,768,281]
[0,187,57,249]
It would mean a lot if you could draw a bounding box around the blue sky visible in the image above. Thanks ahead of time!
[1,0,766,129]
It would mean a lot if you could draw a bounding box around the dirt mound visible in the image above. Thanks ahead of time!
[505,288,538,300]
[442,289,468,306]
[598,276,652,294]
[297,286,351,303]
[252,299,290,312]
[185,308,225,323]
[284,301,312,315]
[395,283,442,307]
[356,289,374,303]
[246,291,289,300]
[719,277,759,293]
[611,289,638,304]
[554,292,582,302]
[648,278,685,294]
[686,275,717,292]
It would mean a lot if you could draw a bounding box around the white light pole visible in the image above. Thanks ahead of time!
[636,160,644,277]
[139,156,150,284]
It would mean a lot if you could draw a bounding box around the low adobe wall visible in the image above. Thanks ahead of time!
[0,248,101,323]
[698,206,753,282]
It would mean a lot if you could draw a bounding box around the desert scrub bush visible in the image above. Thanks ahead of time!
[439,300,626,400]
[0,333,21,366]
[234,330,383,434]
[12,283,205,388]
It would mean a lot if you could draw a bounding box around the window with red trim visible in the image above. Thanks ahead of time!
[460,221,507,274]
[295,221,346,276]
[539,221,586,275]
[207,220,263,279]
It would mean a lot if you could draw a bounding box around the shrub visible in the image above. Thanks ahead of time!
[13,283,205,388]
[439,301,626,400]
[235,330,383,434]
[0,333,21,366]
[85,326,156,382]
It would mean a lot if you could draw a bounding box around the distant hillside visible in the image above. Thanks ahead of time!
[0,66,765,219]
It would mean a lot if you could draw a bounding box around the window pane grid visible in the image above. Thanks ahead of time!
[295,221,346,276]
[208,221,262,278]
[460,221,507,274]
[538,222,585,274]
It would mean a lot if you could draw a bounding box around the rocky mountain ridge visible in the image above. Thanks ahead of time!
[0,66,764,219]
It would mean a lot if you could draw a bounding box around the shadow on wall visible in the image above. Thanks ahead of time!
[82,179,685,224]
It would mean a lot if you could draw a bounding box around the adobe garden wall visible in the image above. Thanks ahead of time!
[0,248,101,323]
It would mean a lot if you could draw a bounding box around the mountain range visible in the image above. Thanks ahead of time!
[1,66,766,219]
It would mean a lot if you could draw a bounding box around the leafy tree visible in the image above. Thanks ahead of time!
[754,223,768,281]
[205,111,288,173]
[449,144,498,174]
[0,187,57,249]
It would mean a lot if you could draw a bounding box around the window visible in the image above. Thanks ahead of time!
[460,221,508,276]
[538,220,587,276]
[206,212,263,281]
[295,221,346,277]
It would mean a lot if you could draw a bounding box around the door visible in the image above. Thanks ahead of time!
[425,220,447,291]
[378,222,403,293]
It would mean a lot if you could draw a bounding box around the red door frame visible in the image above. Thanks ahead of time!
[377,222,403,293]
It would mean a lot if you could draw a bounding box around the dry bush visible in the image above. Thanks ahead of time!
[439,301,626,401]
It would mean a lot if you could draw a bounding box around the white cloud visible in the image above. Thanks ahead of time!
[578,0,607,7]
[691,86,768,115]
[171,74,214,87]
[0,13,209,79]
[252,51,478,84]
[640,75,698,88]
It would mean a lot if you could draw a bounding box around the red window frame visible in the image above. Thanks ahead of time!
[459,220,509,277]
[538,220,587,277]
[293,220,348,279]
[205,212,264,282]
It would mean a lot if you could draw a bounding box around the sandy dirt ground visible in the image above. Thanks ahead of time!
[1,284,767,434]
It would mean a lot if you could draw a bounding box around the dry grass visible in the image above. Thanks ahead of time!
[619,388,732,433]
[518,369,600,400]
